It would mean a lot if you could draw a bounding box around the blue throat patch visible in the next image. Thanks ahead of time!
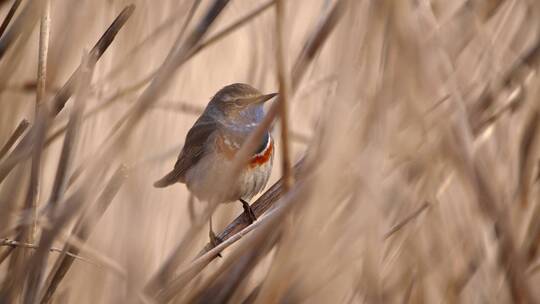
[255,133,270,155]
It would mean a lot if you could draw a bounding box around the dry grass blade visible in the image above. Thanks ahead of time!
[40,165,128,304]
[0,0,22,39]
[0,119,29,160]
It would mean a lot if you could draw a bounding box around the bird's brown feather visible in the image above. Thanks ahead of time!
[153,114,218,188]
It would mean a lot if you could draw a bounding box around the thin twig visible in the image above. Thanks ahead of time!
[0,238,97,266]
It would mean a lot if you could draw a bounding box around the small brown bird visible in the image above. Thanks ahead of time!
[154,83,277,243]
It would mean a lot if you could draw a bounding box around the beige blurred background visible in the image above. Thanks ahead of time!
[2,0,540,303]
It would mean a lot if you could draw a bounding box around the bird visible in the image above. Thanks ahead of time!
[154,83,277,244]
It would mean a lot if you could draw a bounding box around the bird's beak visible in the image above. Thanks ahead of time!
[245,93,278,104]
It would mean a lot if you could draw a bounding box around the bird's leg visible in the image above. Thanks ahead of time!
[208,216,222,257]
[239,199,257,223]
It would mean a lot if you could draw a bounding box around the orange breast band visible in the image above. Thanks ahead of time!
[249,141,273,168]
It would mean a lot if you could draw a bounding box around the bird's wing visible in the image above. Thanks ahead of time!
[154,115,218,187]
[174,115,218,178]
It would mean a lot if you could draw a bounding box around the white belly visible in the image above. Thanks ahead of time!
[184,151,273,203]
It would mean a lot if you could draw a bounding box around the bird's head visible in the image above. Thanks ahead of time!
[209,83,277,123]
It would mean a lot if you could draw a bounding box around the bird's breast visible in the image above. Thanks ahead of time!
[249,136,273,168]
[215,132,274,168]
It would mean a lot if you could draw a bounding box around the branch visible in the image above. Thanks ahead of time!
[0,238,97,266]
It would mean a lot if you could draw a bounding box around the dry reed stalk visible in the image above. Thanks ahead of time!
[274,0,294,190]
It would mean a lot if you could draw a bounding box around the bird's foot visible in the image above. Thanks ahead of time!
[209,229,223,258]
[240,199,257,224]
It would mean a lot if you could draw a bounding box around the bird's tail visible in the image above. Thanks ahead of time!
[153,170,181,188]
